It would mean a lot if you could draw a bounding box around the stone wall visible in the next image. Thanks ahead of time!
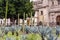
[33,0,60,26]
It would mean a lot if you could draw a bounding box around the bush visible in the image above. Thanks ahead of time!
[26,33,42,40]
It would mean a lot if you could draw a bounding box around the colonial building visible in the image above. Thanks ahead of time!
[33,0,60,26]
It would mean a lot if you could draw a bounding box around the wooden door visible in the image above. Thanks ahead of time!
[56,15,60,25]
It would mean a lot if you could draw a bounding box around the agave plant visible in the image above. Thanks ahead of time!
[19,34,27,40]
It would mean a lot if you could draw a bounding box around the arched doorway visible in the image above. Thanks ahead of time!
[56,15,60,25]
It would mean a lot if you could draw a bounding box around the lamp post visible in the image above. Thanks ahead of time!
[31,12,32,26]
[22,13,25,33]
[43,15,44,25]
[18,13,20,25]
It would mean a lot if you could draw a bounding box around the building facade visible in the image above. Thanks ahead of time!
[33,0,60,26]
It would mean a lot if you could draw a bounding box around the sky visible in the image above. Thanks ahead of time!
[30,0,36,2]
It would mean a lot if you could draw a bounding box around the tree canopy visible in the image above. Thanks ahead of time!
[0,0,34,19]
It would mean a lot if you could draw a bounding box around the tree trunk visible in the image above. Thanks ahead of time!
[4,0,8,26]
[26,14,28,25]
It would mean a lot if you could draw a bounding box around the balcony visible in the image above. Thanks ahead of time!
[33,4,48,11]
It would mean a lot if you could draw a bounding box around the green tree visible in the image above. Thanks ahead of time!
[0,0,34,26]
[0,0,5,18]
[4,0,8,26]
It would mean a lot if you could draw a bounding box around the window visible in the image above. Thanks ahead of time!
[52,1,54,5]
[41,0,43,4]
[41,11,43,15]
[38,0,43,4]
[51,0,54,6]
[58,0,60,4]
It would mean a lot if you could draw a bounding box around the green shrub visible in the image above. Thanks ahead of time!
[26,33,42,40]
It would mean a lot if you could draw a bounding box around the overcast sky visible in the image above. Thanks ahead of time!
[30,0,36,2]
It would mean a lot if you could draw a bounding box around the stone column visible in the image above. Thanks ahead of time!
[49,13,55,26]
[34,10,39,26]
[43,8,49,26]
